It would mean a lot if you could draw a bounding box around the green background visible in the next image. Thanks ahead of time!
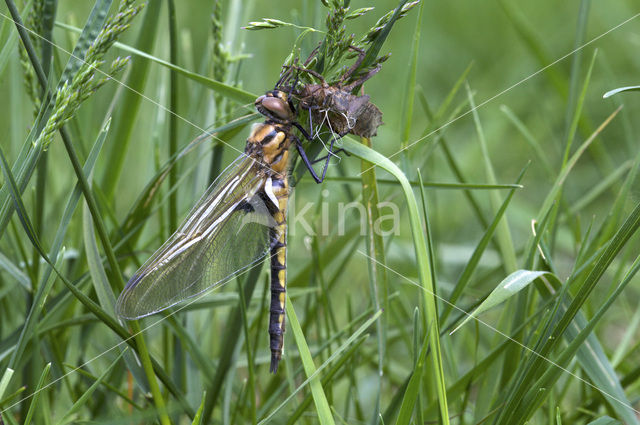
[1,0,640,424]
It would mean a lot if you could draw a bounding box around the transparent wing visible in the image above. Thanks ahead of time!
[116,154,279,319]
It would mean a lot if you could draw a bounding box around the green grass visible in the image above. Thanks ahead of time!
[2,0,640,424]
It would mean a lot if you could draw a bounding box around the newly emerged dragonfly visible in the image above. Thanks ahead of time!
[116,89,325,373]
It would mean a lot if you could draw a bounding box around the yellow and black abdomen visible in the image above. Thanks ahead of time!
[267,176,289,373]
[246,120,293,373]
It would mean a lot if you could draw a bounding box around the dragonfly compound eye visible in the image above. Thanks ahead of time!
[256,94,294,122]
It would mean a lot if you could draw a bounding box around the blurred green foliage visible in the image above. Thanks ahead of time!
[1,0,640,424]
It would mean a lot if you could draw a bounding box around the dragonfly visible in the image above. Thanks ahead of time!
[116,89,327,373]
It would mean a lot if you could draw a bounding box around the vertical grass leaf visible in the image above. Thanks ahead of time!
[342,137,450,424]
[191,392,207,425]
[259,309,381,425]
[0,368,14,400]
[100,0,161,198]
[284,296,335,425]
[22,363,51,425]
[58,0,113,87]
[395,327,429,425]
[359,135,388,421]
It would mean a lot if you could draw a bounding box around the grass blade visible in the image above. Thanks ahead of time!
[284,295,334,425]
[603,86,640,98]
[0,368,14,400]
[100,0,161,198]
[395,325,429,425]
[55,21,258,105]
[440,166,526,325]
[82,165,148,392]
[359,135,388,421]
[259,309,382,424]
[22,363,50,425]
[587,417,622,425]
[450,270,548,334]
[343,137,450,424]
[191,392,206,425]
[54,351,125,425]
[0,250,30,291]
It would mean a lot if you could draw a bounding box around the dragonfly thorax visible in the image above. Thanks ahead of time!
[246,122,292,176]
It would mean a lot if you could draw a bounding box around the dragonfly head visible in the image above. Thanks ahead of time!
[256,90,295,123]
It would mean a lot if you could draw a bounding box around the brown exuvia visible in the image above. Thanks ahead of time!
[298,83,383,138]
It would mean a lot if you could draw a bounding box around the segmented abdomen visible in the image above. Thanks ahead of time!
[268,176,288,373]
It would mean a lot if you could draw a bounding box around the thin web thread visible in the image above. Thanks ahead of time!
[0,261,264,415]
[357,250,640,416]
[358,11,640,176]
[0,5,638,419]
[0,10,287,177]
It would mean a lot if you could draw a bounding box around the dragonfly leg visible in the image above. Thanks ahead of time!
[319,136,335,183]
[294,135,324,184]
[293,121,314,142]
[311,147,350,164]
[343,64,382,93]
[340,45,367,83]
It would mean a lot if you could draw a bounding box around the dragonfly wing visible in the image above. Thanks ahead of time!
[117,155,280,319]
